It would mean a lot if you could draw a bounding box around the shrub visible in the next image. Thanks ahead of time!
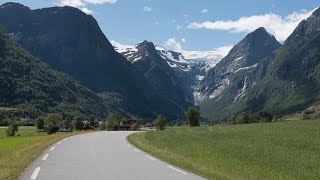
[259,112,273,123]
[106,113,121,131]
[44,113,63,134]
[5,126,16,136]
[186,107,200,127]
[73,116,84,130]
[130,122,140,131]
[154,114,167,130]
[175,120,182,126]
[36,116,45,129]
[46,123,59,134]
[99,121,107,130]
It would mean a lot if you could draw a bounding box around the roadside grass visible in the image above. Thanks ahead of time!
[128,120,320,179]
[0,126,90,180]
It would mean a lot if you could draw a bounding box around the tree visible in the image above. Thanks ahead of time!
[98,121,107,130]
[154,114,167,130]
[36,116,45,129]
[63,117,73,130]
[89,115,98,127]
[73,116,84,131]
[130,122,140,131]
[44,113,63,134]
[5,120,19,136]
[186,107,200,127]
[106,113,121,131]
[175,119,182,126]
[258,112,273,122]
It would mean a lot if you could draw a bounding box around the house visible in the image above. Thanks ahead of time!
[118,120,137,131]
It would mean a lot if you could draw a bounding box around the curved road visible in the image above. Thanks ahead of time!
[20,131,204,180]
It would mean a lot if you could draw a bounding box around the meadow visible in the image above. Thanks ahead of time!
[0,126,87,180]
[128,120,320,179]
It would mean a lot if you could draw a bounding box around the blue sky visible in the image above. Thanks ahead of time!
[1,0,319,51]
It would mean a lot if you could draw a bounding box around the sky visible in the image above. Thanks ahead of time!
[1,0,319,52]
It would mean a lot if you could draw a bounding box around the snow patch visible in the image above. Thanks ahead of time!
[233,63,258,73]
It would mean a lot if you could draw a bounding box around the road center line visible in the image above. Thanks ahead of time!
[30,167,40,180]
[167,166,188,175]
[57,142,62,144]
[50,146,55,151]
[145,155,156,160]
[42,154,49,161]
[134,149,140,152]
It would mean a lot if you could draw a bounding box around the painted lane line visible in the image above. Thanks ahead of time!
[50,146,55,151]
[134,149,140,152]
[57,142,62,145]
[167,166,188,175]
[64,138,68,141]
[42,154,49,161]
[123,141,127,144]
[145,155,156,161]
[128,144,131,147]
[30,167,40,180]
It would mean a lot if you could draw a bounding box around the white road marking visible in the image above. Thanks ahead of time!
[57,142,62,145]
[64,138,68,141]
[145,155,156,160]
[128,144,131,147]
[123,141,127,144]
[50,147,55,151]
[134,149,140,152]
[30,167,40,180]
[167,166,188,175]
[42,154,49,161]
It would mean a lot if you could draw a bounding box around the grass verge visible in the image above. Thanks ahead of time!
[0,127,90,180]
[128,120,320,179]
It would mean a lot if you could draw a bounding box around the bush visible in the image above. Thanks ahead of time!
[98,121,107,130]
[106,113,121,131]
[175,120,182,126]
[5,126,16,136]
[131,122,140,131]
[154,114,167,130]
[44,113,63,134]
[73,116,84,130]
[186,107,200,127]
[36,116,45,129]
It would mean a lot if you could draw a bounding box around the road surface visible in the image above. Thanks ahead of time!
[20,131,205,180]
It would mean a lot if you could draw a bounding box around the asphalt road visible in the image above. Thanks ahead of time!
[20,131,205,180]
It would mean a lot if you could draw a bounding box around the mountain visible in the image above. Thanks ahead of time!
[0,2,185,119]
[112,40,230,104]
[200,8,320,121]
[199,27,282,120]
[0,26,110,118]
[112,40,193,109]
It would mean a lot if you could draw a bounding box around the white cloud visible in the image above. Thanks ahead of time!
[165,38,183,51]
[144,6,152,12]
[201,9,208,14]
[181,38,186,43]
[57,0,117,14]
[83,0,117,4]
[188,8,317,42]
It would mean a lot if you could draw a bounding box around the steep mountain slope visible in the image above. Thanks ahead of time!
[200,8,320,121]
[0,26,108,118]
[113,40,193,108]
[112,40,230,104]
[199,27,281,101]
[0,2,185,119]
[199,28,281,120]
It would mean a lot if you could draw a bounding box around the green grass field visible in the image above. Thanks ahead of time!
[0,126,88,180]
[128,120,320,179]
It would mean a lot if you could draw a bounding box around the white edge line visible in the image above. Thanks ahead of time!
[50,146,55,151]
[42,154,49,161]
[30,167,40,180]
[128,144,131,147]
[167,166,188,175]
[134,149,140,152]
[145,155,156,160]
[57,142,62,144]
